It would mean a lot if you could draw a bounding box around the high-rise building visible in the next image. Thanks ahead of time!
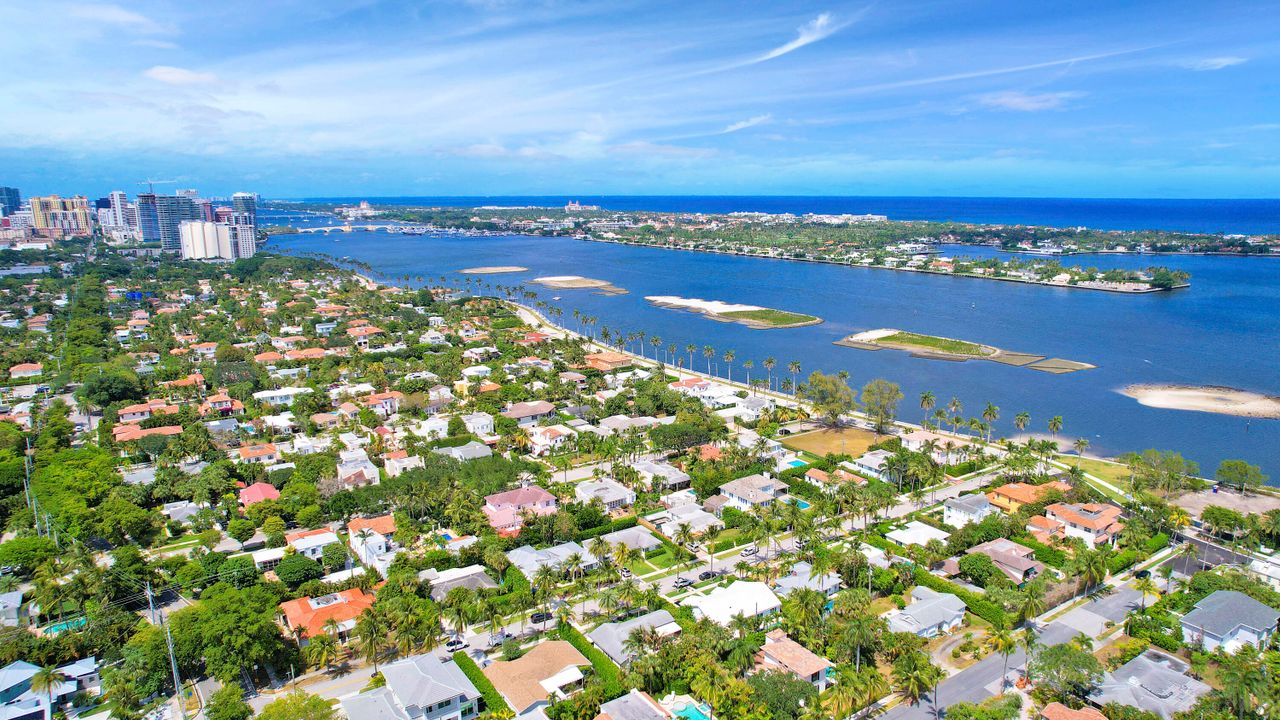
[0,187,19,218]
[230,213,257,259]
[231,192,257,219]
[29,195,93,234]
[137,193,199,251]
[176,188,200,200]
[107,190,130,228]
[179,221,235,260]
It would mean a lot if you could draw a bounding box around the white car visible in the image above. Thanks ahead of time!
[740,545,758,557]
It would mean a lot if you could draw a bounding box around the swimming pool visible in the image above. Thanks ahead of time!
[675,702,713,720]
[44,617,87,635]
[785,497,812,510]
[786,459,807,468]
[439,532,454,541]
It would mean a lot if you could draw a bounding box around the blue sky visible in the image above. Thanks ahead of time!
[1,0,1276,198]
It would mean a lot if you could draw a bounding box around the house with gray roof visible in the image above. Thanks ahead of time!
[574,479,635,511]
[340,652,482,720]
[1088,651,1209,720]
[601,526,663,553]
[597,689,671,720]
[632,460,690,490]
[433,441,493,462]
[1179,590,1280,652]
[419,565,499,602]
[587,610,682,666]
[885,586,966,637]
[943,494,995,528]
[774,561,843,598]
[505,542,599,578]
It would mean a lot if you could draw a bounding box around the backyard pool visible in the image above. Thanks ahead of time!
[675,702,714,720]
[785,497,812,510]
[786,459,807,468]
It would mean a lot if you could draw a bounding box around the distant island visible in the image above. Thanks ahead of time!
[645,295,821,329]
[262,201,1259,293]
[836,328,1095,374]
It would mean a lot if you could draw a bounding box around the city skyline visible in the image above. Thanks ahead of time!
[1,0,1276,198]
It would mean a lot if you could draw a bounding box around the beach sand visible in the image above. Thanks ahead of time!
[532,275,627,294]
[645,295,821,329]
[1119,384,1280,419]
[461,266,527,274]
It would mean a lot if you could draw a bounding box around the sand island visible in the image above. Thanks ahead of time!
[461,266,527,274]
[835,328,1094,374]
[645,296,822,329]
[532,275,628,295]
[1120,384,1280,418]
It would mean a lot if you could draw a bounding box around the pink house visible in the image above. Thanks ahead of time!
[483,486,558,534]
[240,482,281,507]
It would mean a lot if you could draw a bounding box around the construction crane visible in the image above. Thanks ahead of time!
[137,179,178,193]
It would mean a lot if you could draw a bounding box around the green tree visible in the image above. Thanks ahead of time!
[1029,642,1103,704]
[29,666,66,717]
[861,379,903,434]
[745,669,818,720]
[799,371,856,428]
[205,685,253,720]
[1215,459,1267,495]
[256,691,337,720]
[276,554,324,587]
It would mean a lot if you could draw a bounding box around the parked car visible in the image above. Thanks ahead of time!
[698,570,717,581]
[673,576,693,589]
[740,545,758,557]
[619,567,633,578]
[795,537,809,549]
[530,612,553,624]
[685,542,702,552]
[488,631,513,648]
[445,638,469,652]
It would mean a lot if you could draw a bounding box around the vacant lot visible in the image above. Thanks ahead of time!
[1067,455,1133,486]
[1174,487,1280,518]
[783,427,888,457]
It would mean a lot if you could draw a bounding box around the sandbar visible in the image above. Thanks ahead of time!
[461,266,527,274]
[1119,384,1280,418]
[835,328,1094,373]
[645,295,821,329]
[532,275,627,295]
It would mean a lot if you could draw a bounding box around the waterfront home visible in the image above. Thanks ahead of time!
[900,428,982,464]
[483,486,557,533]
[1088,651,1209,720]
[285,528,341,561]
[774,560,842,598]
[348,514,398,576]
[717,474,787,513]
[683,581,781,626]
[340,653,482,720]
[574,478,635,511]
[278,588,374,644]
[645,503,723,538]
[601,525,663,553]
[986,481,1072,513]
[633,459,691,490]
[944,494,996,528]
[850,449,894,481]
[483,641,590,718]
[588,610,682,666]
[1029,503,1124,547]
[1179,590,1280,652]
[239,481,280,507]
[886,586,966,637]
[584,351,631,372]
[501,400,556,426]
[597,689,672,720]
[756,629,834,691]
[505,542,598,578]
[419,565,499,602]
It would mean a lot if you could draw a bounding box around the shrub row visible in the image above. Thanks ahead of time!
[576,515,638,542]
[556,624,624,697]
[912,566,1008,628]
[453,651,509,714]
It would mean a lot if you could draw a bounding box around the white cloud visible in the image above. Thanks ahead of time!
[977,90,1085,112]
[143,66,219,86]
[721,114,772,133]
[753,12,846,64]
[66,3,168,34]
[132,39,179,50]
[1182,56,1246,71]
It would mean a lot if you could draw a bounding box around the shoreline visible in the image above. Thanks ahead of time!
[1119,384,1280,419]
[835,328,1095,374]
[644,295,822,330]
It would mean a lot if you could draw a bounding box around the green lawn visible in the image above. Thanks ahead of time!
[1067,455,1132,486]
[879,331,992,356]
[720,308,818,327]
[647,550,679,569]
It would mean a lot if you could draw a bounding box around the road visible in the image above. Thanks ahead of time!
[882,584,1142,720]
[1160,533,1253,577]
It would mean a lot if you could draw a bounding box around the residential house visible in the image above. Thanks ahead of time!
[348,515,398,576]
[958,538,1046,586]
[574,479,635,511]
[528,424,576,457]
[252,386,313,407]
[337,448,380,489]
[462,412,495,436]
[632,460,691,491]
[1088,651,1210,720]
[501,400,556,426]
[1030,503,1124,547]
[419,565,499,602]
[587,610,681,666]
[644,503,722,539]
[384,451,425,478]
[0,657,99,720]
[756,629,833,691]
[237,443,279,465]
[886,586,966,637]
[850,449,893,481]
[583,351,631,372]
[483,486,557,533]
[683,581,782,626]
[886,520,951,547]
[717,474,787,514]
[483,641,590,718]
[601,526,663,554]
[1038,703,1106,720]
[7,364,42,380]
[286,529,341,561]
[433,441,493,462]
[364,390,405,418]
[278,588,375,644]
[505,542,598,578]
[340,653,482,720]
[944,494,996,528]
[986,481,1072,514]
[1179,590,1280,652]
[774,561,842,598]
[596,689,672,720]
[239,482,280,507]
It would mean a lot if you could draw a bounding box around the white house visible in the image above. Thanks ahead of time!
[943,494,995,528]
[286,529,341,561]
[885,586,966,637]
[757,629,833,691]
[1180,590,1280,653]
[574,479,635,511]
[462,411,495,436]
[682,581,781,626]
[251,386,313,407]
[851,449,894,481]
[717,474,788,513]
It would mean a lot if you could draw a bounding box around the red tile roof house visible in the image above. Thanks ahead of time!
[7,363,42,379]
[239,482,281,507]
[1031,503,1126,548]
[483,486,558,534]
[117,399,180,424]
[362,391,404,418]
[112,424,182,445]
[278,588,374,645]
[756,629,834,691]
[200,391,243,416]
[237,443,280,465]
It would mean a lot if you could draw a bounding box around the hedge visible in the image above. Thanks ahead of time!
[576,515,638,542]
[1145,533,1170,554]
[1107,549,1140,575]
[1010,534,1067,569]
[453,651,509,714]
[912,566,1007,628]
[557,624,624,697]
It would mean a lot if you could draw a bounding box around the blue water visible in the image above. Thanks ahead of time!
[290,196,1280,234]
[675,702,714,720]
[788,498,813,510]
[787,460,808,469]
[264,207,1280,481]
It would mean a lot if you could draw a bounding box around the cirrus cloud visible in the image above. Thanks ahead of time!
[143,66,220,86]
[978,90,1085,112]
[1181,56,1247,71]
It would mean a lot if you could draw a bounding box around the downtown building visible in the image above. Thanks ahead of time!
[0,187,19,218]
[179,215,256,261]
[28,195,93,236]
[137,193,201,252]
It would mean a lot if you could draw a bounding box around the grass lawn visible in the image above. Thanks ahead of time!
[879,331,992,356]
[783,427,888,457]
[720,308,818,327]
[1067,455,1131,485]
[646,550,679,569]
[868,596,898,615]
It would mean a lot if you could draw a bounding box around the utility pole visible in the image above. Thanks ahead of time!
[146,583,189,720]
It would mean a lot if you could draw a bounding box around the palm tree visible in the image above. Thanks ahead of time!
[788,360,801,393]
[981,402,999,441]
[919,391,936,424]
[702,345,715,374]
[1134,575,1159,610]
[1217,645,1265,720]
[722,350,735,383]
[763,356,776,392]
[1048,415,1064,439]
[304,632,340,671]
[355,605,392,673]
[1020,629,1040,683]
[29,666,66,718]
[1019,580,1047,627]
[986,624,1017,689]
[742,359,754,388]
[1014,411,1030,434]
[1073,437,1090,465]
[686,344,697,370]
[892,651,943,708]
